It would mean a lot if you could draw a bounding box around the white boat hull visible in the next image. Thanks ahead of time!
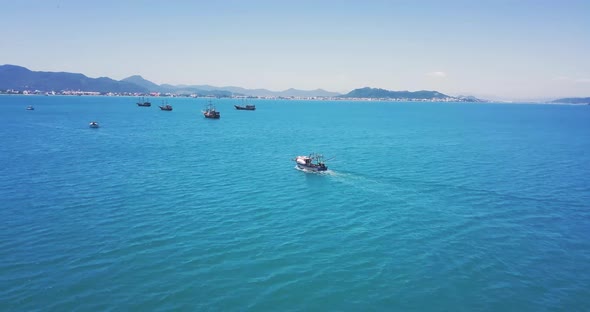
[294,155,328,172]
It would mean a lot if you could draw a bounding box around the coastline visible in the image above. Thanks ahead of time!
[1,93,587,105]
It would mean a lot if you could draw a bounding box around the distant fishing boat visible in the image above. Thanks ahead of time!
[234,100,255,110]
[159,100,173,111]
[203,101,220,119]
[26,105,34,110]
[89,121,99,128]
[234,104,256,110]
[137,97,151,107]
[294,153,328,172]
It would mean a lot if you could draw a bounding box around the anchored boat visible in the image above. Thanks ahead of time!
[203,102,220,119]
[89,121,99,128]
[136,97,151,107]
[159,100,173,111]
[294,153,328,172]
[234,102,256,110]
[26,105,34,110]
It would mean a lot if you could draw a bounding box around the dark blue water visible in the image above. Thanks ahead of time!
[1,95,589,310]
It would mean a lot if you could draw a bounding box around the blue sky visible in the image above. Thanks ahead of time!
[1,0,589,100]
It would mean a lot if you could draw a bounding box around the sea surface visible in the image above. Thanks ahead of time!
[1,95,589,311]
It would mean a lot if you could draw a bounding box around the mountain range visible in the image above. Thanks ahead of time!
[0,65,340,97]
[121,75,341,97]
[1,64,492,101]
[0,64,145,93]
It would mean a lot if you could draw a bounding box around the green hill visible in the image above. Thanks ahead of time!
[0,64,147,93]
[551,97,590,104]
[341,87,449,99]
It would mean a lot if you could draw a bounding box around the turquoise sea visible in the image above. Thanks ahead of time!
[1,95,589,311]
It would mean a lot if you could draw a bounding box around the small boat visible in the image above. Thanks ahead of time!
[89,121,99,128]
[294,153,328,172]
[159,101,173,111]
[26,105,34,110]
[234,101,256,110]
[136,97,151,107]
[203,101,220,119]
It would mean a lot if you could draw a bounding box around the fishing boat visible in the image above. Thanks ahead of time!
[136,97,151,107]
[89,121,99,128]
[234,101,256,110]
[294,153,328,172]
[26,105,34,110]
[159,100,173,111]
[203,102,220,119]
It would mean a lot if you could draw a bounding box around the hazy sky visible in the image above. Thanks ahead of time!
[1,0,589,100]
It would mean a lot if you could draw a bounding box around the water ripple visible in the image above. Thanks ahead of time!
[1,98,589,310]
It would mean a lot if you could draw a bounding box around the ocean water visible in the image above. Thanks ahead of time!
[1,95,589,311]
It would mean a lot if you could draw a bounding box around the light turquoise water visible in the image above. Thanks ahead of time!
[1,96,589,310]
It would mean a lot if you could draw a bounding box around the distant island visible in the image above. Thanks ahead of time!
[551,97,590,105]
[340,87,485,102]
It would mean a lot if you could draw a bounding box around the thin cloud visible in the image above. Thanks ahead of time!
[553,76,590,83]
[427,71,447,78]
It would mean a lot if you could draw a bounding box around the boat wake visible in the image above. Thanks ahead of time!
[294,165,333,174]
[294,161,401,201]
[325,170,404,202]
[295,166,389,192]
